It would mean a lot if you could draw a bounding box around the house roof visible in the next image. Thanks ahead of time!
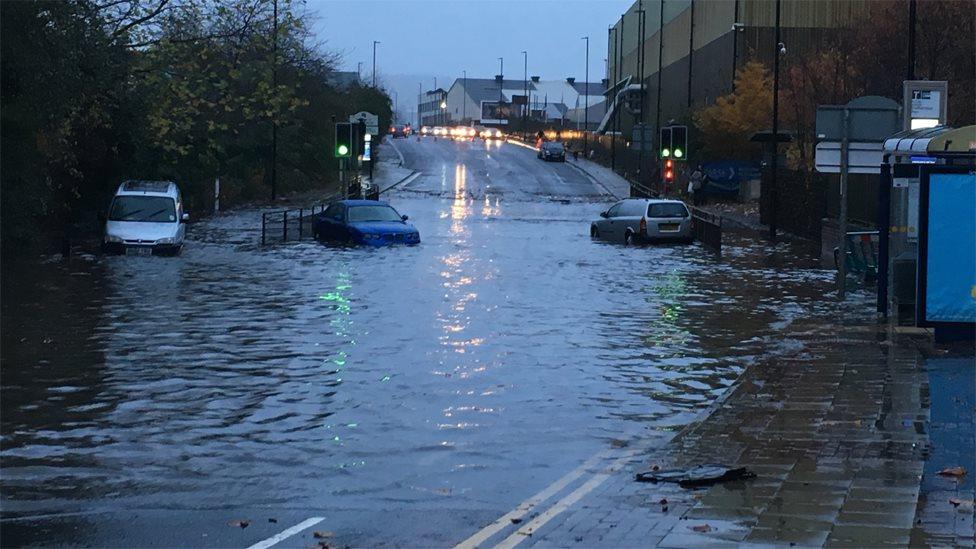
[570,81,607,97]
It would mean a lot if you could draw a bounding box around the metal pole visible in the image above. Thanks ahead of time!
[299,208,303,239]
[731,0,739,92]
[583,36,589,154]
[616,14,623,173]
[463,70,467,122]
[907,0,916,80]
[372,40,379,87]
[610,25,617,171]
[261,213,266,245]
[522,51,527,139]
[498,57,504,103]
[769,0,781,240]
[837,107,850,299]
[270,0,278,201]
[655,0,663,136]
[418,82,422,128]
[283,210,288,241]
[687,0,694,108]
[637,5,645,185]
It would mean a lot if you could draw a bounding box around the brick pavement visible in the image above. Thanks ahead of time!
[506,326,973,548]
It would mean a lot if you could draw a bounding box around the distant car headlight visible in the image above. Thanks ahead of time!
[105,234,123,243]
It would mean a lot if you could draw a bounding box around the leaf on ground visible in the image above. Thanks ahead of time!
[313,531,334,539]
[268,518,278,523]
[510,518,523,524]
[937,467,967,477]
[949,498,975,507]
[690,524,712,533]
[228,520,250,529]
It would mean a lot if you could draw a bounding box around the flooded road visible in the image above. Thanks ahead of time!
[1,138,858,546]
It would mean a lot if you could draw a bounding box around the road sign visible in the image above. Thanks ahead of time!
[902,81,947,130]
[814,142,884,174]
[349,111,379,135]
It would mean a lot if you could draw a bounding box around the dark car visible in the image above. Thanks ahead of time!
[538,141,566,162]
[313,200,420,246]
[390,125,409,138]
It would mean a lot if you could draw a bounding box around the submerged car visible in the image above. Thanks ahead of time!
[102,180,188,255]
[538,141,566,162]
[313,200,420,246]
[590,198,692,245]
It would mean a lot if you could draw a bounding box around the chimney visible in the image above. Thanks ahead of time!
[495,74,503,83]
[531,76,540,83]
[566,77,576,84]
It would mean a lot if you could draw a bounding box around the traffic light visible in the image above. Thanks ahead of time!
[335,123,352,158]
[664,159,674,182]
[671,126,687,160]
[659,127,672,158]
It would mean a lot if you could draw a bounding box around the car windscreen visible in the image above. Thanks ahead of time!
[647,203,689,218]
[109,196,177,222]
[347,205,402,223]
[545,143,564,151]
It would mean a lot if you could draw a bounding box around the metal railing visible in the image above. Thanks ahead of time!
[834,230,880,282]
[261,202,333,245]
[691,206,722,253]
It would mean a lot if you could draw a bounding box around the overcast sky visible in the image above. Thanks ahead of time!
[310,0,633,84]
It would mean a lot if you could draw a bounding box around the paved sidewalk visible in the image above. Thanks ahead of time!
[565,157,631,199]
[500,326,971,548]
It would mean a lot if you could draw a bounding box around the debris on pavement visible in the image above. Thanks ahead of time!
[690,524,712,533]
[268,518,278,523]
[635,464,757,487]
[937,466,967,477]
[510,517,523,524]
[949,498,975,508]
[228,520,250,529]
[313,531,334,539]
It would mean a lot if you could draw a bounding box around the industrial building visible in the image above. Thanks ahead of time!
[602,0,874,137]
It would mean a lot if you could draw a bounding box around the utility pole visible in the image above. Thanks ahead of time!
[687,0,695,108]
[609,24,617,171]
[655,0,663,144]
[582,36,589,154]
[731,0,740,92]
[616,14,623,173]
[462,70,467,122]
[522,51,527,139]
[270,0,278,201]
[907,0,917,80]
[636,5,646,187]
[417,82,422,128]
[357,61,362,83]
[769,0,781,240]
[498,57,504,103]
[372,40,379,87]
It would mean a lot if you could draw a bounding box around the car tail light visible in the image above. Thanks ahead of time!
[639,217,647,235]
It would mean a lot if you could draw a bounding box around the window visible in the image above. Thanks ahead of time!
[109,196,177,223]
[323,204,344,221]
[347,205,402,222]
[606,203,623,217]
[647,203,689,218]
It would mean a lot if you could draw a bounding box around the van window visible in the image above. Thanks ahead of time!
[647,203,689,218]
[109,196,177,222]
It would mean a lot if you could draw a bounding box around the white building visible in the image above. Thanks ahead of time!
[443,76,606,129]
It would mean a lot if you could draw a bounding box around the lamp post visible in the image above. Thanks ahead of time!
[372,40,380,87]
[462,70,467,122]
[417,82,422,128]
[440,99,447,126]
[769,0,781,240]
[521,51,528,139]
[498,57,504,103]
[608,24,618,171]
[582,36,589,154]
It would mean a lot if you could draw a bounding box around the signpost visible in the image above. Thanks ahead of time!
[815,96,901,299]
[902,81,947,130]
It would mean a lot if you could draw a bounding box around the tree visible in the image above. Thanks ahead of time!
[693,61,772,160]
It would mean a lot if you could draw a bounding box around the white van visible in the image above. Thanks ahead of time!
[103,180,187,255]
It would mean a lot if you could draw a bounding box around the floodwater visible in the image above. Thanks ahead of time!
[0,139,864,545]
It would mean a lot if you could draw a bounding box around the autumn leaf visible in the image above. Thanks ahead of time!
[937,467,967,477]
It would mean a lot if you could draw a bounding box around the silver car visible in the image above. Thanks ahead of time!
[590,198,693,244]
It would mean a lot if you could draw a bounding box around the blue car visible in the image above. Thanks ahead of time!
[313,200,420,245]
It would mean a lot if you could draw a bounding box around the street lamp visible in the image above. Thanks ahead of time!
[462,70,467,122]
[497,57,504,104]
[372,40,380,87]
[582,36,589,155]
[769,0,782,240]
[417,82,422,128]
[440,99,447,125]
[521,51,528,139]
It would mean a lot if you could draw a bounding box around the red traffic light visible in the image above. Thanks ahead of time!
[665,169,674,180]
[665,159,673,169]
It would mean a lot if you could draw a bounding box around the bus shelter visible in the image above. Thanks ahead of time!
[878,125,976,337]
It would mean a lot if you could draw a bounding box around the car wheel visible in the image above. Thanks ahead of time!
[624,231,634,245]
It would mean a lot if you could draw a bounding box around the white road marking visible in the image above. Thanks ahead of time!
[246,516,325,549]
[493,450,640,549]
[454,449,615,549]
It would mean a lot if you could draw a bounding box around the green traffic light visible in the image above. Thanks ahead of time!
[337,144,349,156]
[661,148,670,158]
[674,148,683,158]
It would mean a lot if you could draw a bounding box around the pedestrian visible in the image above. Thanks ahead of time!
[689,164,706,207]
[573,148,579,161]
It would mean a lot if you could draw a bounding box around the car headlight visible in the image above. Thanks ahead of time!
[105,234,123,243]
[156,237,176,244]
[362,233,381,240]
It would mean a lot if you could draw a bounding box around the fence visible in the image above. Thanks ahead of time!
[261,203,332,245]
[691,206,722,253]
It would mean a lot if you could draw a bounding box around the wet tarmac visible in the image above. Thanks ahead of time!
[1,137,858,546]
